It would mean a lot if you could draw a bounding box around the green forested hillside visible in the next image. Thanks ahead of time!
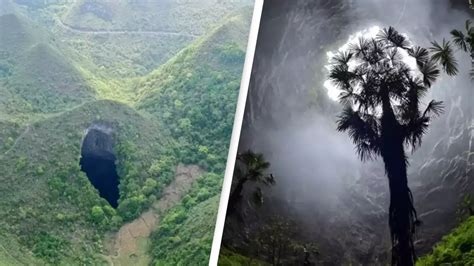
[62,0,251,35]
[0,100,168,264]
[418,216,474,265]
[136,11,250,172]
[0,13,94,119]
[11,0,251,79]
[0,0,252,264]
[151,191,221,265]
[138,10,252,265]
[218,248,269,266]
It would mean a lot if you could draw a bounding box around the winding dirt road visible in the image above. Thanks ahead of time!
[57,18,198,38]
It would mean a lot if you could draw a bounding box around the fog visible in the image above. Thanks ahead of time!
[239,0,472,233]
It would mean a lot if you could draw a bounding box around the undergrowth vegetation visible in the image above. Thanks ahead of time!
[417,216,474,265]
[150,178,222,265]
[218,248,269,266]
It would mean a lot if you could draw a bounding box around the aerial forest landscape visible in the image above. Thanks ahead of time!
[0,0,253,265]
[219,0,473,265]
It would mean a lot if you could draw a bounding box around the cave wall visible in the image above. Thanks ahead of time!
[80,122,120,208]
[81,123,115,161]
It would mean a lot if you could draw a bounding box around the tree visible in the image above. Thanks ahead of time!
[431,19,473,179]
[227,150,275,214]
[91,205,105,224]
[431,20,474,78]
[252,216,318,265]
[328,27,444,265]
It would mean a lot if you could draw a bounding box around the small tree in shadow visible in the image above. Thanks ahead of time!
[251,216,318,266]
[227,150,275,214]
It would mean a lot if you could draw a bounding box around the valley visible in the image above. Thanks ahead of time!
[0,0,253,264]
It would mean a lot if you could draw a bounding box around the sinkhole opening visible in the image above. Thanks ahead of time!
[79,126,120,208]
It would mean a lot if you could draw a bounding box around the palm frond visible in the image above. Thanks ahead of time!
[337,106,381,161]
[329,63,356,91]
[331,51,353,65]
[388,48,403,64]
[430,39,458,76]
[450,29,467,52]
[237,150,271,182]
[262,174,276,186]
[418,59,440,87]
[367,39,385,64]
[404,116,430,149]
[338,90,356,106]
[349,37,370,60]
[422,100,444,117]
[377,26,409,49]
[408,46,429,67]
[399,78,426,123]
[411,77,428,98]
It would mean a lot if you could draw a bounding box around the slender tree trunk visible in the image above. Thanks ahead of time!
[468,50,473,175]
[470,50,473,78]
[382,141,416,266]
[227,177,248,214]
[381,92,417,266]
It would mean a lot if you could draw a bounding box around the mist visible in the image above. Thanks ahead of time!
[235,0,472,261]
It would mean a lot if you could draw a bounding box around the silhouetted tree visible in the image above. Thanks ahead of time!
[252,216,318,266]
[431,19,474,78]
[227,150,275,214]
[329,27,444,265]
[431,19,473,173]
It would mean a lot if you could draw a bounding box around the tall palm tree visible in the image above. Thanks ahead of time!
[431,19,474,78]
[227,150,275,214]
[329,27,444,265]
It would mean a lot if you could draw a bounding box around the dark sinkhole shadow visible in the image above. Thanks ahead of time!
[80,126,120,208]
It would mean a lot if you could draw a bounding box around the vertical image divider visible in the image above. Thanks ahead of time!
[208,1,265,265]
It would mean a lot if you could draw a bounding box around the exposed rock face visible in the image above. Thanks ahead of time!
[412,98,473,255]
[81,123,115,161]
[80,122,119,207]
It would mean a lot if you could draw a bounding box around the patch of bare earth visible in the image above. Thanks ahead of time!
[104,164,204,266]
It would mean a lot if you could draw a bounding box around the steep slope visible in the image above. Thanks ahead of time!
[0,13,41,55]
[62,0,252,35]
[11,0,253,79]
[8,43,94,112]
[417,216,474,265]
[0,13,94,117]
[150,183,223,265]
[129,10,252,265]
[136,10,251,172]
[0,100,168,264]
